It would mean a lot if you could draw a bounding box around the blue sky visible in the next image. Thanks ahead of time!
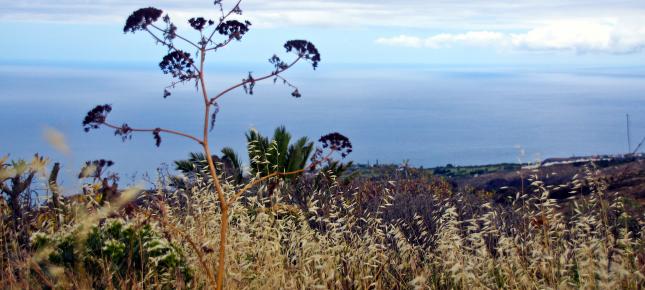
[2,0,645,184]
[2,0,645,67]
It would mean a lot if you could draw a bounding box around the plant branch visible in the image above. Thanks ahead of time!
[228,149,336,204]
[205,38,233,52]
[197,50,227,205]
[15,172,36,195]
[274,74,298,90]
[0,183,10,195]
[164,80,186,90]
[210,56,302,104]
[144,28,201,73]
[150,24,200,49]
[216,1,225,18]
[229,169,305,204]
[102,122,203,145]
[30,260,54,288]
[206,0,242,45]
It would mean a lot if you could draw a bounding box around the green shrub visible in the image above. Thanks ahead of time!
[32,219,192,289]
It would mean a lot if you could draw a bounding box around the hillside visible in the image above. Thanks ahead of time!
[352,154,645,205]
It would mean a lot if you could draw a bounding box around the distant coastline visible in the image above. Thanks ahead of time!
[351,153,645,204]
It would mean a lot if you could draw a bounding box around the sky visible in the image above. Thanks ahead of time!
[2,0,645,185]
[2,0,645,67]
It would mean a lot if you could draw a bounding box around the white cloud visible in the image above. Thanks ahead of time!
[4,0,645,55]
[376,32,505,49]
[510,20,645,54]
[375,20,645,54]
[424,31,505,48]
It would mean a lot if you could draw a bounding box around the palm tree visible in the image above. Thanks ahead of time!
[175,126,313,184]
[320,159,354,180]
[175,151,243,184]
[246,126,314,178]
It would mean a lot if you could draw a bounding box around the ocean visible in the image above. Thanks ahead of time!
[1,62,644,188]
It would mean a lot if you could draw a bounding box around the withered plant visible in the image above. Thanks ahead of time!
[81,1,350,289]
[0,155,49,244]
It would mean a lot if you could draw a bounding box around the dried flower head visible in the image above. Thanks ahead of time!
[319,132,353,158]
[114,123,133,141]
[153,128,162,147]
[188,17,213,31]
[242,72,255,95]
[210,102,220,132]
[159,51,197,81]
[82,104,112,132]
[269,54,288,73]
[124,7,163,33]
[163,15,178,41]
[216,20,251,40]
[284,40,321,69]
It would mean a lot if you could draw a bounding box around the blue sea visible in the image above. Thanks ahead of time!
[1,61,645,188]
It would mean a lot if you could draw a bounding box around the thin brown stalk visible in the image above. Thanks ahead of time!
[197,47,229,290]
[161,217,216,288]
[209,56,302,103]
[205,0,243,45]
[229,169,305,205]
[143,28,201,73]
[229,150,336,204]
[150,24,200,49]
[30,260,53,288]
[102,122,203,145]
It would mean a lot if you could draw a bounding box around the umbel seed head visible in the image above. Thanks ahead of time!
[319,132,352,158]
[124,7,163,33]
[82,104,112,132]
[284,40,321,69]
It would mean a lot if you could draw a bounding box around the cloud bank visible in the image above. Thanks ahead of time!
[4,1,645,55]
[3,0,645,30]
[376,20,645,54]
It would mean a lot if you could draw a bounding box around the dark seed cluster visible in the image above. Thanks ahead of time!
[284,40,321,69]
[153,128,162,147]
[188,17,214,31]
[159,51,197,81]
[216,20,251,40]
[242,72,255,95]
[82,104,112,132]
[114,123,133,141]
[269,54,288,73]
[311,132,353,166]
[162,15,178,41]
[123,7,163,33]
[319,132,353,158]
[210,102,220,132]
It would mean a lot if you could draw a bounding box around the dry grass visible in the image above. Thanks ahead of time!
[1,167,644,289]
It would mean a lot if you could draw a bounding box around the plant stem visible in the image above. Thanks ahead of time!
[102,122,203,145]
[209,56,301,103]
[198,47,228,290]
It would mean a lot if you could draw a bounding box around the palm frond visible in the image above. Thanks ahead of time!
[221,147,243,183]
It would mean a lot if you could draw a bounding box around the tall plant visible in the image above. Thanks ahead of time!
[81,1,351,289]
